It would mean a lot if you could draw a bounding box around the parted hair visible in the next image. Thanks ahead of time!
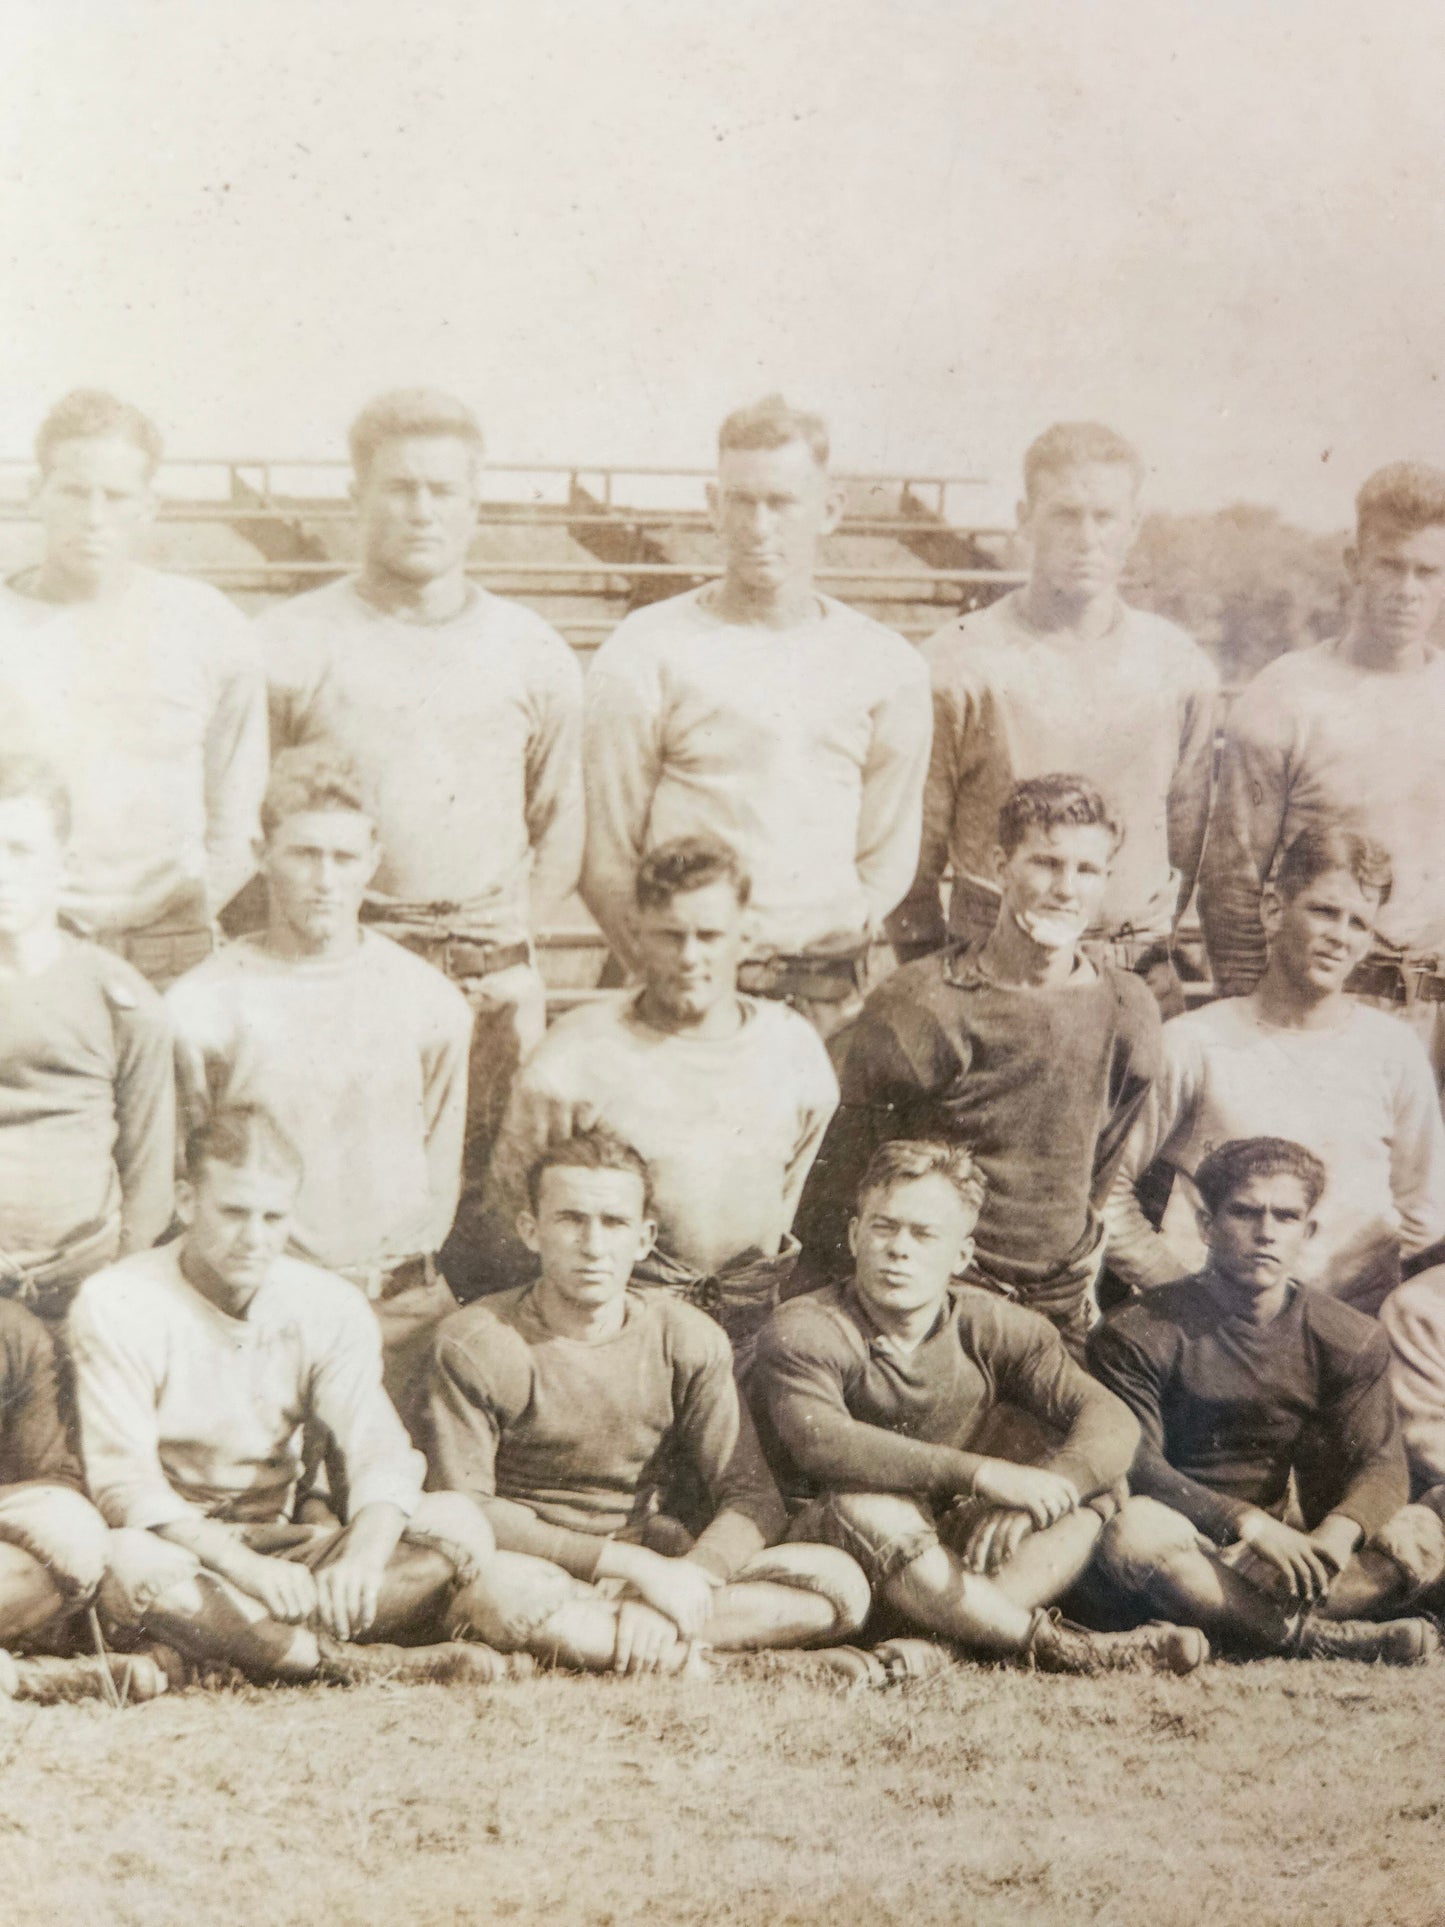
[634,834,752,911]
[0,753,71,842]
[997,773,1123,857]
[1023,421,1143,501]
[184,1104,305,1189]
[525,1126,654,1216]
[718,394,829,469]
[1355,462,1445,551]
[1274,826,1393,910]
[348,388,484,482]
[36,389,164,479]
[1194,1137,1327,1219]
[856,1138,988,1223]
[260,745,376,840]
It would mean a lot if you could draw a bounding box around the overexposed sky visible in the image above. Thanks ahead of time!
[3,0,1444,524]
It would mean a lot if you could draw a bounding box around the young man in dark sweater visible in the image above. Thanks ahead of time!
[753,1138,1206,1675]
[1089,1137,1443,1663]
[799,775,1160,1360]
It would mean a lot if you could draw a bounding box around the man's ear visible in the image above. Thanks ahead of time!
[705,481,720,533]
[1259,885,1284,944]
[175,1178,196,1230]
[516,1210,541,1256]
[1343,543,1360,588]
[363,833,383,892]
[635,1216,659,1266]
[847,1215,860,1260]
[1301,1215,1318,1245]
[1193,1201,1214,1246]
[990,843,1009,884]
[820,480,846,536]
[951,1234,976,1281]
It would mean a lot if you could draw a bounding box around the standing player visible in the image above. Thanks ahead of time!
[260,389,584,1285]
[581,395,931,1041]
[1200,463,1445,1078]
[487,836,837,1374]
[891,422,1216,980]
[0,390,267,988]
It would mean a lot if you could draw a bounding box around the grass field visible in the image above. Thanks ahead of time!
[3,1655,1444,1927]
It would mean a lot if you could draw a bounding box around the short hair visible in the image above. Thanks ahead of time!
[347,388,484,483]
[855,1138,988,1225]
[0,753,71,841]
[260,745,376,841]
[1274,826,1393,911]
[997,774,1123,857]
[525,1126,653,1216]
[718,394,829,469]
[1023,422,1144,503]
[35,389,164,479]
[1355,462,1445,551]
[184,1104,304,1189]
[634,835,752,912]
[1194,1137,1327,1219]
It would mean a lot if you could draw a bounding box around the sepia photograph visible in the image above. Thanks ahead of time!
[2,2,1445,1921]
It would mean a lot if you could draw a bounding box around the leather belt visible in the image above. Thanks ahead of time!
[738,946,870,1006]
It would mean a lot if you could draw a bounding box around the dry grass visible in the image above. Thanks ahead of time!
[1,1656,1442,1926]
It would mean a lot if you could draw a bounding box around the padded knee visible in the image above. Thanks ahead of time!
[0,1483,110,1604]
[404,1492,497,1583]
[742,1543,873,1637]
[1372,1502,1445,1596]
[792,1492,939,1591]
[446,1550,589,1653]
[1097,1497,1202,1592]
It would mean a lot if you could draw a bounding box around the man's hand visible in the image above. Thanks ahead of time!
[313,1554,387,1642]
[612,1601,689,1676]
[959,1506,1036,1575]
[232,1549,319,1625]
[1235,1510,1336,1604]
[968,1462,1080,1529]
[604,1545,719,1636]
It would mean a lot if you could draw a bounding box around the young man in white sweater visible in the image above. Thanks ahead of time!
[0,390,267,987]
[487,835,838,1375]
[582,395,931,1043]
[1105,828,1445,1316]
[167,746,474,1428]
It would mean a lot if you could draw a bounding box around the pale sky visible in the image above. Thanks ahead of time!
[3,0,1444,526]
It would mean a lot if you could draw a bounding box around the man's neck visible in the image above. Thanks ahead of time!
[1018,579,1121,644]
[1202,1264,1291,1327]
[530,1276,630,1344]
[1340,618,1430,675]
[1249,969,1350,1033]
[634,987,746,1040]
[262,918,363,965]
[29,557,134,605]
[854,1283,946,1353]
[0,922,64,976]
[178,1246,262,1323]
[357,563,473,624]
[711,573,819,631]
[976,911,1088,988]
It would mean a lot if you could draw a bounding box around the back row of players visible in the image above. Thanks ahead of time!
[1,387,1444,1698]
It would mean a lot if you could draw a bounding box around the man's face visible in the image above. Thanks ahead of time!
[261,808,378,947]
[1201,1172,1315,1296]
[711,440,841,598]
[849,1173,977,1323]
[34,436,155,588]
[994,821,1115,952]
[353,434,480,585]
[631,879,749,1022]
[1348,523,1445,658]
[180,1159,298,1316]
[1261,868,1379,996]
[0,796,65,937]
[518,1164,656,1312]
[1021,461,1140,603]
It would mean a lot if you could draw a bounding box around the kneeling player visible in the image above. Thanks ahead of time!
[1090,1138,1442,1663]
[751,1140,1206,1674]
[68,1106,515,1687]
[425,1129,872,1676]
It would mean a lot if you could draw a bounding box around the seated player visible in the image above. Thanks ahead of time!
[799,775,1159,1359]
[1380,1268,1445,1505]
[0,753,173,1320]
[68,1105,517,1688]
[1105,828,1445,1317]
[0,1294,172,1704]
[752,1138,1206,1675]
[167,747,474,1428]
[1091,1138,1443,1664]
[425,1129,873,1678]
[486,835,838,1375]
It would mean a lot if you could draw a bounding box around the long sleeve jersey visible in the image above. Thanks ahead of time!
[487,992,838,1277]
[1380,1274,1445,1493]
[750,1280,1138,1507]
[1200,639,1445,992]
[166,933,472,1277]
[798,947,1160,1314]
[68,1243,426,1530]
[1087,1276,1408,1543]
[0,935,174,1282]
[581,586,931,968]
[425,1285,787,1583]
[0,569,266,932]
[260,578,583,940]
[891,592,1217,950]
[0,1297,85,1490]
[1104,996,1445,1312]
